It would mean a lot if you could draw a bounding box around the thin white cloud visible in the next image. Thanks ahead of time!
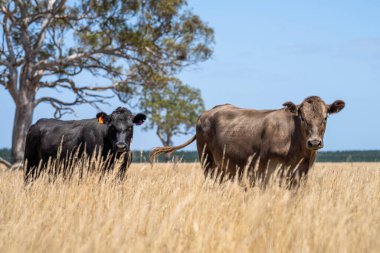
[337,37,380,60]
[277,44,331,55]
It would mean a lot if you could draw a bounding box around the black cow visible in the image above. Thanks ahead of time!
[24,107,146,183]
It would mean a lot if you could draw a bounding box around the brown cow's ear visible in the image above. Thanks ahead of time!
[283,101,298,114]
[328,100,345,114]
[96,112,111,124]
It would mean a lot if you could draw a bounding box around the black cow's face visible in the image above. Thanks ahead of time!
[96,107,146,153]
[283,96,345,151]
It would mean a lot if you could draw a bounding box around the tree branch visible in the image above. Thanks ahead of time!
[39,78,118,92]
[0,10,19,102]
[33,0,66,53]
[34,93,111,119]
[34,96,77,118]
[1,7,16,64]
[35,46,147,74]
[173,129,191,136]
[13,1,32,57]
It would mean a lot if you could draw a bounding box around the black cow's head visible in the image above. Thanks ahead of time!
[283,96,345,151]
[96,107,146,153]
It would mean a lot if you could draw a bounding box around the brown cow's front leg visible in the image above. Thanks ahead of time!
[287,160,310,189]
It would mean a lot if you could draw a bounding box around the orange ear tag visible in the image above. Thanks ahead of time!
[98,116,104,124]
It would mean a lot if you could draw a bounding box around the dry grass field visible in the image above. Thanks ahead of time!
[0,162,379,253]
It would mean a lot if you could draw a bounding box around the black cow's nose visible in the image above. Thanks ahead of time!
[307,139,323,149]
[116,142,127,150]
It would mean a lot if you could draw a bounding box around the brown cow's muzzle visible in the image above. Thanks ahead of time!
[307,138,323,150]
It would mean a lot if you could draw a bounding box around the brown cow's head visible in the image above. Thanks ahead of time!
[283,96,345,150]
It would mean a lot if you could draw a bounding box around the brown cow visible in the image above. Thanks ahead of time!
[150,96,345,187]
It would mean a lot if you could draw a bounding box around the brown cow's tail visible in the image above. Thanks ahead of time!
[150,135,197,164]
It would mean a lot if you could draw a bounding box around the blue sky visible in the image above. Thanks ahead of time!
[1,0,380,151]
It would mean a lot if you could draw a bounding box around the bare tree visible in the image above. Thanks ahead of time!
[0,0,214,162]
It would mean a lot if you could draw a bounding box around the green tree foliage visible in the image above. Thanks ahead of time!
[0,0,214,162]
[139,78,204,147]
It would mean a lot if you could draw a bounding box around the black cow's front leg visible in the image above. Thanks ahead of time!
[118,165,127,181]
[24,164,34,185]
[117,151,132,181]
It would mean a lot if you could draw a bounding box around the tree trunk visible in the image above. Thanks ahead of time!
[156,128,173,162]
[164,136,173,162]
[11,100,34,163]
[164,152,171,162]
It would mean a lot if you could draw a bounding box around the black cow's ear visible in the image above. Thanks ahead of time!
[328,100,345,114]
[96,112,111,124]
[283,101,298,114]
[133,113,146,125]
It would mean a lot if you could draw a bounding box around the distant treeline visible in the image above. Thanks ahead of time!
[316,150,380,162]
[1,148,380,163]
[0,149,11,162]
[144,150,380,163]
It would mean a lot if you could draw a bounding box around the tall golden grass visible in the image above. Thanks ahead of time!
[0,162,379,253]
